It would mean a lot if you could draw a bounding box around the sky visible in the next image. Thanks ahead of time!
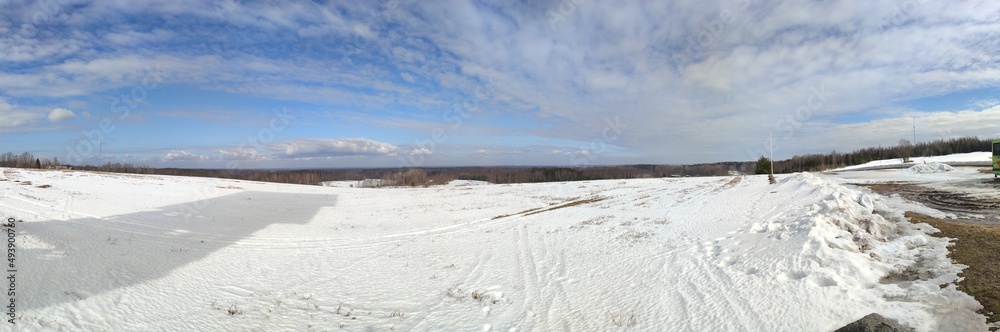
[1,0,999,169]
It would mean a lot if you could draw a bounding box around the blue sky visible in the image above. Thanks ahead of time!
[1,0,999,168]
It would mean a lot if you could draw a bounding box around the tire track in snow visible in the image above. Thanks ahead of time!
[538,231,584,330]
[512,225,586,330]
[516,224,542,326]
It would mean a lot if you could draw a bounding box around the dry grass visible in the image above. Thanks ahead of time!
[608,303,638,327]
[227,304,244,316]
[492,196,607,220]
[615,229,652,243]
[446,287,501,305]
[388,310,405,319]
[907,212,1000,325]
[524,196,607,216]
[492,206,545,220]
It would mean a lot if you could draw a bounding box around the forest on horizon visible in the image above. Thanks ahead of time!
[1,137,992,186]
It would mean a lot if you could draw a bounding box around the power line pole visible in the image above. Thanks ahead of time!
[99,113,104,170]
[768,132,776,184]
[913,117,917,158]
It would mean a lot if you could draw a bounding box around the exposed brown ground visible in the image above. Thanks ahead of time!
[860,182,999,327]
[861,183,1000,216]
[906,212,1000,327]
[492,196,608,220]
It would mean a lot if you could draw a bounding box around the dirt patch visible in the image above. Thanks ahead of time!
[36,184,52,188]
[492,206,546,220]
[2,169,20,179]
[860,183,1000,220]
[907,212,1000,326]
[492,196,608,220]
[615,229,652,244]
[718,176,742,191]
[524,196,607,216]
[570,215,612,230]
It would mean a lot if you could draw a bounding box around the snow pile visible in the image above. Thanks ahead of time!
[834,152,990,171]
[318,180,357,188]
[906,162,956,174]
[444,180,491,187]
[756,173,984,331]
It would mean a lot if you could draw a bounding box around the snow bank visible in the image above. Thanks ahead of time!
[318,180,357,188]
[443,180,491,187]
[834,152,990,171]
[906,162,955,174]
[753,173,985,331]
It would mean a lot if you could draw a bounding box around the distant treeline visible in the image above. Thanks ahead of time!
[768,137,991,173]
[3,159,740,185]
[1,137,992,185]
[67,164,738,185]
[0,152,63,169]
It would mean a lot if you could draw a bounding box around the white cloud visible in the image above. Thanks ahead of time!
[767,105,1000,160]
[410,148,433,155]
[0,99,40,127]
[105,29,175,45]
[968,98,1000,110]
[4,1,1000,163]
[48,108,76,122]
[163,150,212,162]
[267,138,398,158]
[213,147,268,161]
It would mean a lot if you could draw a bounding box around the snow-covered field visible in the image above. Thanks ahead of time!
[0,167,994,331]
[833,151,992,171]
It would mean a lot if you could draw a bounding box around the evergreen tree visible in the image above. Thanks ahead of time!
[755,157,772,175]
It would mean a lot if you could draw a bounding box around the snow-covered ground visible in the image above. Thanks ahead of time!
[824,154,1000,223]
[318,180,359,188]
[826,165,985,185]
[833,151,992,171]
[320,179,491,188]
[905,162,956,174]
[0,167,994,331]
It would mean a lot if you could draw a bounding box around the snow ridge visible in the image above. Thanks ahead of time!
[766,173,985,331]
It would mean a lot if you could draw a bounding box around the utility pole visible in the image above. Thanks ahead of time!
[99,113,104,171]
[913,117,918,158]
[768,132,776,184]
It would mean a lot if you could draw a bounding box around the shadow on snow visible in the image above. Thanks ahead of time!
[15,190,337,311]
